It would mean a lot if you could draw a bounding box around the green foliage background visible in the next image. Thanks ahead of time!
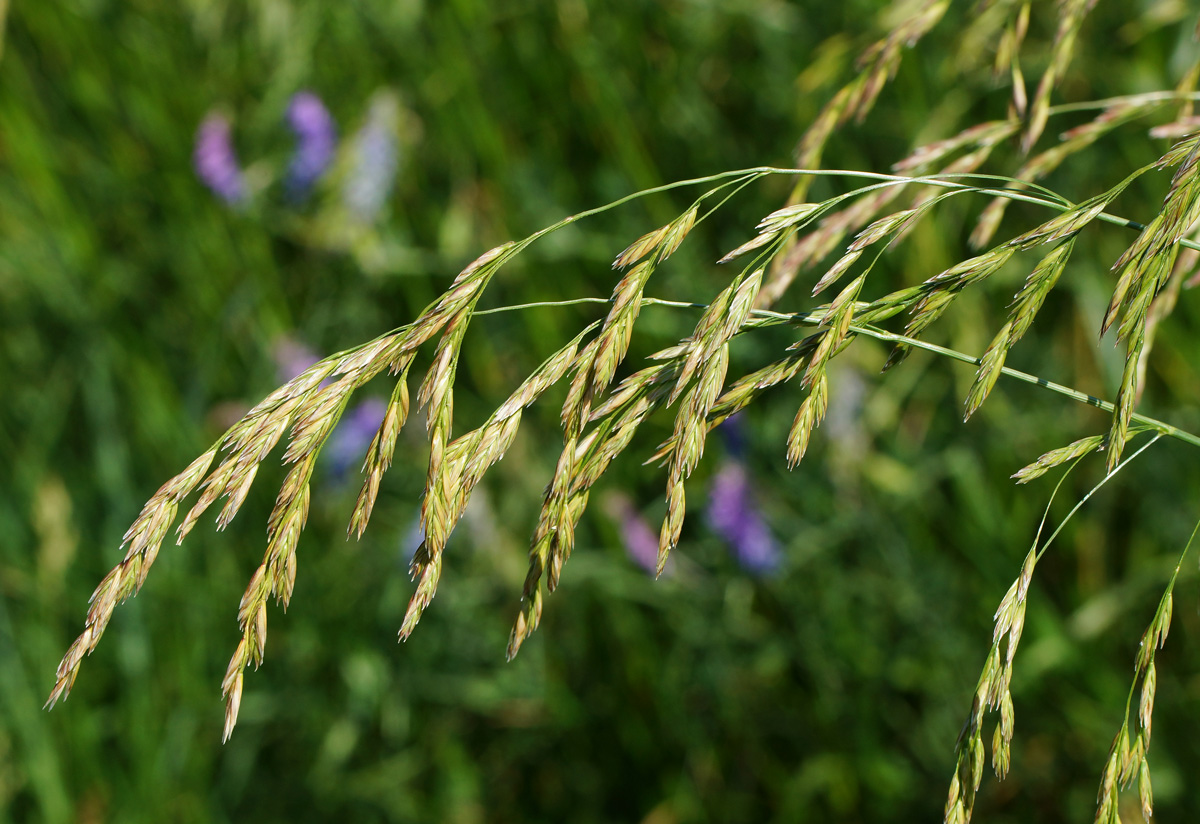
[3,1,1200,822]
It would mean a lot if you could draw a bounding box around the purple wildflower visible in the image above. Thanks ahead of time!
[707,461,781,575]
[285,91,337,199]
[344,93,400,222]
[194,112,246,205]
[272,336,321,384]
[325,396,387,479]
[604,494,671,577]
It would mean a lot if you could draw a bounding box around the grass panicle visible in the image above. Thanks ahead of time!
[1012,434,1105,483]
[52,157,1200,748]
[348,356,414,540]
[47,21,1200,819]
[656,271,761,572]
[1092,521,1197,824]
[1101,133,1200,469]
[964,238,1076,420]
[1021,0,1097,154]
[946,434,1162,824]
[763,0,951,305]
[36,8,1200,822]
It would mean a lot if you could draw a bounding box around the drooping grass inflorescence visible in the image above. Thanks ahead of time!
[53,3,1200,820]
[50,155,1200,743]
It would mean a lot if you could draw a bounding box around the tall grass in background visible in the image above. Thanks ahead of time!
[6,2,1200,822]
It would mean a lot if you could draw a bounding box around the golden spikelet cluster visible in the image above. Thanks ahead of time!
[1011,434,1105,484]
[45,446,217,710]
[656,271,761,573]
[786,274,861,467]
[509,204,702,658]
[945,547,1035,824]
[1101,132,1200,470]
[48,240,520,739]
[972,98,1166,250]
[793,0,952,177]
[47,17,1200,810]
[1092,540,1189,824]
[757,0,1193,316]
[964,239,1075,420]
[759,0,954,306]
[52,137,1200,748]
[1021,0,1097,154]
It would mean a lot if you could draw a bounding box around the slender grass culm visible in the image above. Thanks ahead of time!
[45,3,1200,822]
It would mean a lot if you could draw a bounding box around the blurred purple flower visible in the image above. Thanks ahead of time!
[326,396,387,479]
[272,336,321,384]
[707,461,781,575]
[344,93,399,222]
[285,91,337,199]
[194,112,246,205]
[605,494,670,577]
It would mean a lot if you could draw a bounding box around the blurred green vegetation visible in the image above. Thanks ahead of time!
[4,1,1200,822]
